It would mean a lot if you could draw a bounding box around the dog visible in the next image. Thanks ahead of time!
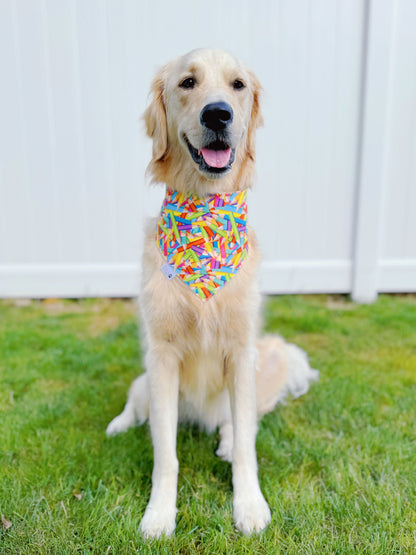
[107,48,318,538]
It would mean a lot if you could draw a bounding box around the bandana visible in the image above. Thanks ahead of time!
[156,188,248,300]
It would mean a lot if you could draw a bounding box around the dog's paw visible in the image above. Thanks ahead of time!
[216,422,233,462]
[216,440,233,463]
[139,504,177,539]
[233,491,271,535]
[106,411,134,436]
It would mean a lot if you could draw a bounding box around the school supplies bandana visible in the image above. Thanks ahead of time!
[156,188,248,300]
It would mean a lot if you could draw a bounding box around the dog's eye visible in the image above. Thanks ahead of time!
[233,79,245,90]
[179,77,196,89]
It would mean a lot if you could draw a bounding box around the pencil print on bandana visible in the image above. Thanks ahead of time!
[157,189,249,300]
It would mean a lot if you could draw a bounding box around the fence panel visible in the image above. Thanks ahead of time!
[0,0,414,300]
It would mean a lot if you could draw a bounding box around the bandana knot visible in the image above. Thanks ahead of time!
[156,188,248,300]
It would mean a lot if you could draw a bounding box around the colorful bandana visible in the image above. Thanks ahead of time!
[156,188,248,300]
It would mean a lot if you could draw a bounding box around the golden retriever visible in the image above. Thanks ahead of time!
[107,48,318,538]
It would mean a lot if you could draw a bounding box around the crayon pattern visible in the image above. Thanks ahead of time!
[157,188,249,300]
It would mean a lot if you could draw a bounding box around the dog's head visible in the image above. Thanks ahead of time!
[144,49,263,193]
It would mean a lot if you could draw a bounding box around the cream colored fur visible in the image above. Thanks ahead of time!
[107,49,318,538]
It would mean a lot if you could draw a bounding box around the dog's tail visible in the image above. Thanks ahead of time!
[255,335,319,418]
[106,374,149,436]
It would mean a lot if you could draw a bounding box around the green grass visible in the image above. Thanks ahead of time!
[1,295,415,554]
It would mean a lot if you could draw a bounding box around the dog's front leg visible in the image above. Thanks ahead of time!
[140,344,180,538]
[228,345,271,534]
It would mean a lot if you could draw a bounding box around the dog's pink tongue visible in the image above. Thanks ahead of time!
[200,148,231,168]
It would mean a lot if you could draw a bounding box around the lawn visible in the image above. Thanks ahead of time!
[0,295,415,554]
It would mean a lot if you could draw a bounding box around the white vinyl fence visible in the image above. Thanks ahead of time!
[1,0,415,302]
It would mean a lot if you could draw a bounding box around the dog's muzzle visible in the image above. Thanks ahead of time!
[185,102,235,177]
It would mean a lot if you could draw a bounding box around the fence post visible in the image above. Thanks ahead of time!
[352,0,395,303]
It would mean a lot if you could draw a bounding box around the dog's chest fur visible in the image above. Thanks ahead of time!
[141,218,261,420]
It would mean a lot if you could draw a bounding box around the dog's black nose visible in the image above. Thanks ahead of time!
[200,102,234,131]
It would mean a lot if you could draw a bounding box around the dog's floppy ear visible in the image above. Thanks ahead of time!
[246,70,264,161]
[143,67,168,162]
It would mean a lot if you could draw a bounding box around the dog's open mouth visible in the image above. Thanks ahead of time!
[185,136,235,175]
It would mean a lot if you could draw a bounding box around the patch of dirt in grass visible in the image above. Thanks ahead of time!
[291,333,330,351]
[36,378,68,394]
[87,314,126,337]
[40,298,94,314]
[7,298,34,307]
[326,296,356,311]
[87,300,138,337]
